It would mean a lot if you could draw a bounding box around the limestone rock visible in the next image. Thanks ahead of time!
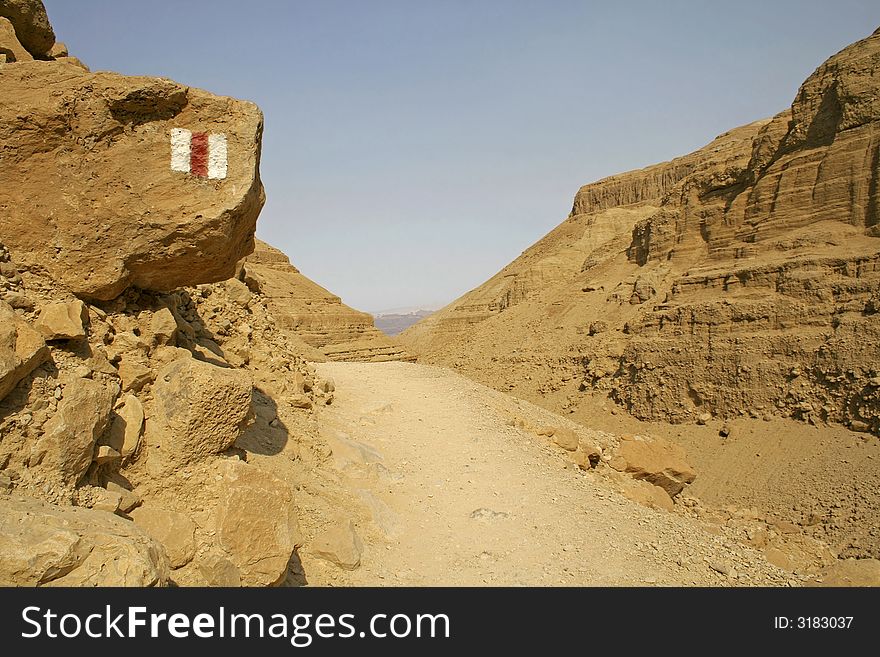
[609,435,696,497]
[92,445,120,465]
[0,61,265,300]
[0,0,54,58]
[152,358,252,462]
[816,558,880,587]
[34,300,88,340]
[0,494,169,586]
[311,519,363,570]
[619,478,675,512]
[103,394,144,461]
[224,277,253,307]
[212,460,300,586]
[47,40,65,58]
[148,307,178,346]
[551,427,579,451]
[84,488,121,514]
[196,549,242,587]
[106,481,141,513]
[0,301,49,401]
[130,506,196,569]
[30,379,114,486]
[116,357,153,393]
[0,15,31,62]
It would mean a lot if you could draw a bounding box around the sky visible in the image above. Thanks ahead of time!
[43,1,880,313]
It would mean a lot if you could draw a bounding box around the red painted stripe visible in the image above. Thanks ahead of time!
[190,131,209,178]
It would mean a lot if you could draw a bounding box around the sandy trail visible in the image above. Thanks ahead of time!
[303,361,786,586]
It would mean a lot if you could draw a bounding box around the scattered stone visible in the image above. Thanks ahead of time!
[224,278,253,307]
[0,15,31,62]
[0,302,49,401]
[130,506,197,569]
[153,358,252,461]
[48,40,66,58]
[149,307,178,346]
[212,460,300,586]
[764,546,796,571]
[0,494,170,586]
[103,394,145,462]
[719,425,731,438]
[551,427,579,451]
[106,481,141,513]
[116,358,153,393]
[470,508,510,521]
[619,478,675,512]
[89,488,122,514]
[30,379,114,486]
[34,300,89,340]
[197,549,242,587]
[93,445,121,465]
[312,519,363,571]
[696,412,712,425]
[709,560,731,576]
[609,435,697,497]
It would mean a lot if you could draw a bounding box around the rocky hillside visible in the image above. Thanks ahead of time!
[242,240,414,362]
[402,27,880,436]
[0,1,388,586]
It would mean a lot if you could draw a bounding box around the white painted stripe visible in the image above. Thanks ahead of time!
[207,133,228,180]
[170,128,192,173]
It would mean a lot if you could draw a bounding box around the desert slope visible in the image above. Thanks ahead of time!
[243,240,414,362]
[401,27,880,435]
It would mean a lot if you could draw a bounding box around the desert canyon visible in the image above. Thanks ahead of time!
[0,2,878,587]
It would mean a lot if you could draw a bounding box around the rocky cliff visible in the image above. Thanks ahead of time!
[402,27,880,435]
[242,240,414,362]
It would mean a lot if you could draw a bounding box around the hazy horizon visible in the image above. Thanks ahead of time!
[43,0,880,312]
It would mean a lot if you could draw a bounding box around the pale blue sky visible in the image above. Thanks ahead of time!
[43,1,880,312]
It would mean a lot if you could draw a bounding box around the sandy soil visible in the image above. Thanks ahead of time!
[299,361,792,586]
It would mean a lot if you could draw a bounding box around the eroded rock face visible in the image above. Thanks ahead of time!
[401,27,880,438]
[0,61,264,300]
[0,494,170,586]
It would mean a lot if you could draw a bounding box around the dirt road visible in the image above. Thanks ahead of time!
[298,362,788,586]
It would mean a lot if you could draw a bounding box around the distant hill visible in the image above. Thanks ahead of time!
[374,309,435,336]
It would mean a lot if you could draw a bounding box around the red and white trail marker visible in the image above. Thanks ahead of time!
[170,128,227,179]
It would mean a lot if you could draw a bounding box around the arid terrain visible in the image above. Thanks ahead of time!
[0,2,878,588]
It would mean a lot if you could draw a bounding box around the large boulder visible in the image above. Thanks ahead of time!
[152,357,252,462]
[609,435,697,497]
[130,506,196,569]
[30,379,115,486]
[0,494,170,586]
[0,0,54,58]
[0,15,31,62]
[34,300,89,340]
[211,460,300,586]
[0,301,48,401]
[0,61,264,300]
